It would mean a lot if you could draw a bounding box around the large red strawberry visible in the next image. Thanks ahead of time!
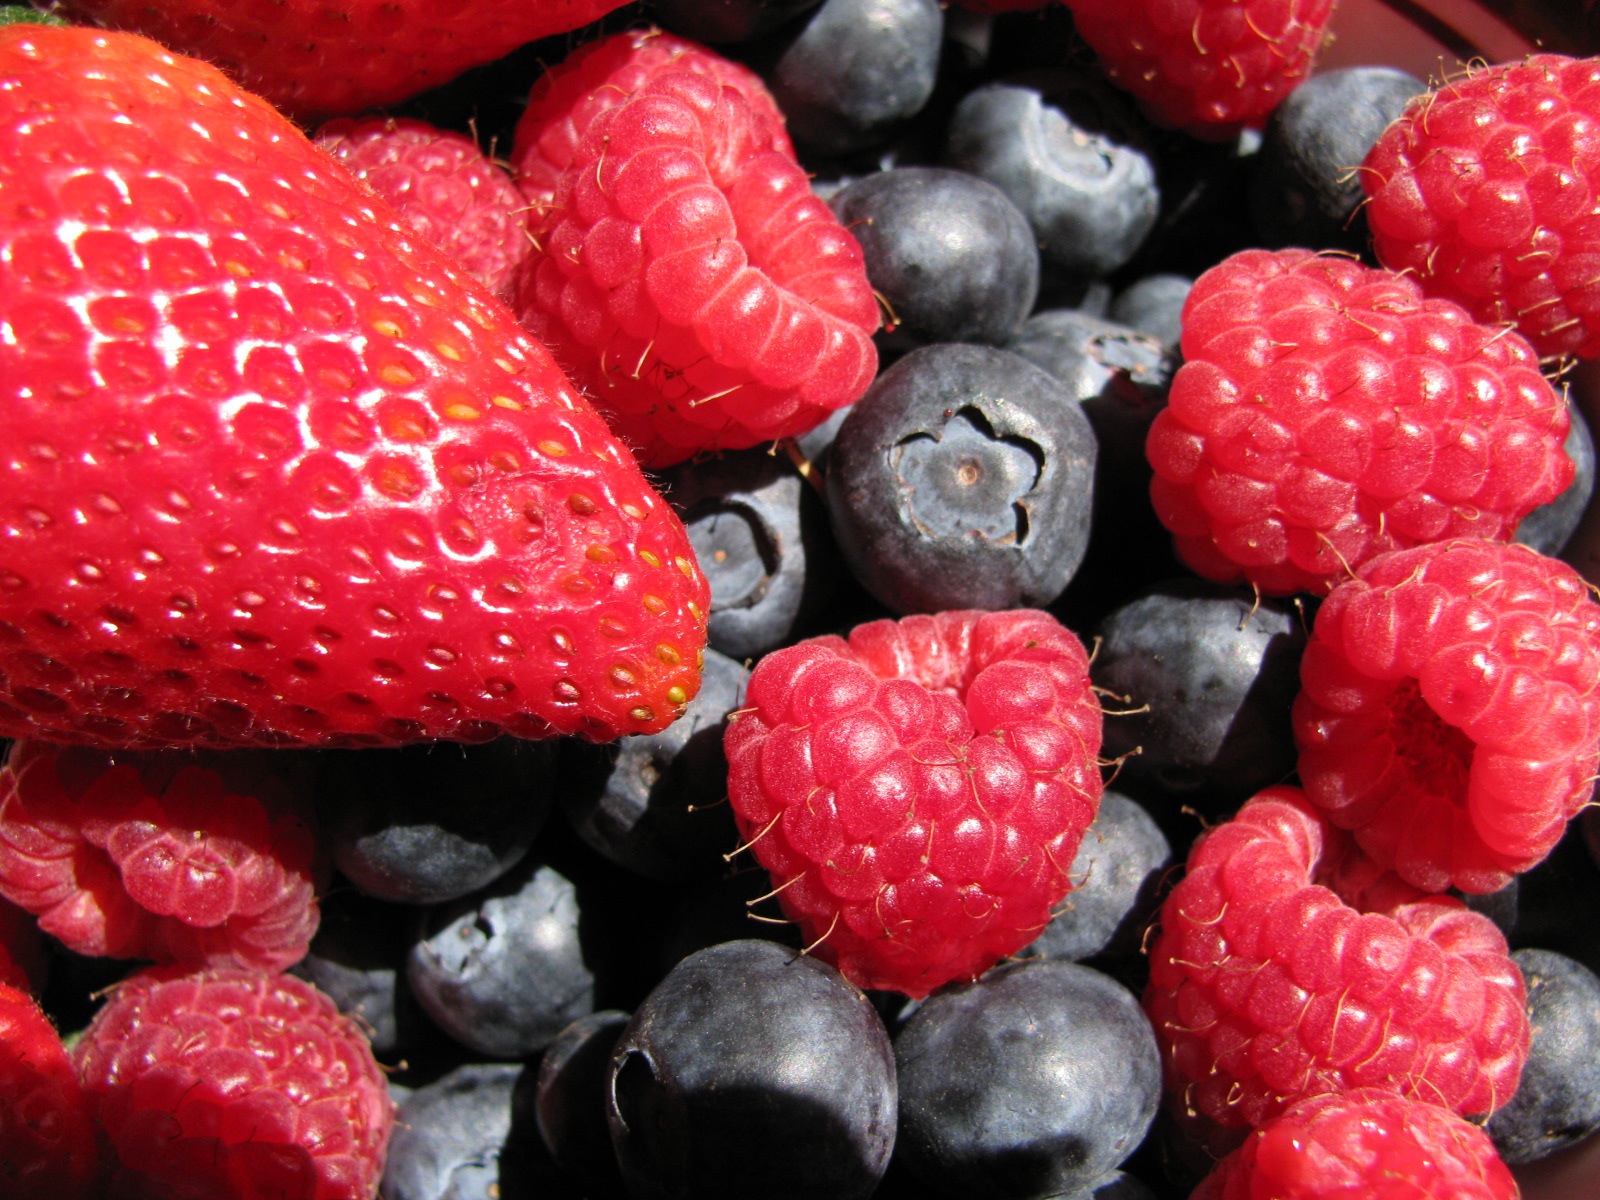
[54,0,631,119]
[0,25,709,749]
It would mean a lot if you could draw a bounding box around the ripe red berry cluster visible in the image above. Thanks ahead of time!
[3,7,1600,1200]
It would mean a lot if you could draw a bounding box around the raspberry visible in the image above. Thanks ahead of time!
[314,117,531,301]
[510,28,790,212]
[1293,537,1600,894]
[1144,786,1528,1153]
[512,42,880,467]
[1145,248,1572,595]
[723,608,1104,997]
[1193,1088,1518,1200]
[0,742,321,971]
[74,966,394,1200]
[0,896,45,992]
[0,981,100,1200]
[1062,0,1335,138]
[1362,54,1600,362]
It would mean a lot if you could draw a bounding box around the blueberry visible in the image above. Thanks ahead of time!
[561,646,745,882]
[1248,66,1426,253]
[1488,949,1600,1164]
[537,1010,633,1196]
[894,959,1161,1199]
[1025,791,1171,963]
[830,167,1040,348]
[1108,274,1192,350]
[407,856,593,1058]
[1517,399,1596,557]
[382,1061,560,1200]
[607,939,897,1200]
[664,450,828,661]
[291,887,432,1058]
[761,0,943,155]
[1090,580,1306,814]
[1004,309,1181,622]
[944,72,1159,281]
[317,737,555,905]
[824,343,1097,613]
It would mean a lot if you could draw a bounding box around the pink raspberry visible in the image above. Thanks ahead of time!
[74,966,393,1200]
[1193,1087,1518,1200]
[510,28,791,212]
[0,743,321,971]
[1362,54,1600,361]
[1293,537,1600,894]
[512,37,879,467]
[1,981,100,1200]
[1144,787,1528,1154]
[314,116,532,301]
[1145,248,1572,595]
[1062,0,1335,138]
[724,609,1104,998]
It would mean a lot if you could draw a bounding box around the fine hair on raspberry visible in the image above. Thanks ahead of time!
[1145,248,1573,595]
[1293,537,1600,894]
[724,608,1104,997]
[1144,786,1528,1152]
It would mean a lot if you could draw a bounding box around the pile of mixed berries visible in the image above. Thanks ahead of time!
[4,0,1600,1197]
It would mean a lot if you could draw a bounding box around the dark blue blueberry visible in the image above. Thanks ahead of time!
[316,738,556,905]
[760,0,943,156]
[1025,792,1171,963]
[1248,66,1425,254]
[291,887,433,1059]
[653,0,822,43]
[1108,274,1192,350]
[894,959,1161,1199]
[664,450,831,661]
[1005,310,1181,623]
[1488,949,1600,1164]
[561,647,745,882]
[944,72,1159,281]
[1517,400,1596,557]
[1090,580,1306,815]
[823,343,1097,613]
[382,1061,570,1200]
[607,939,897,1200]
[407,856,593,1058]
[830,167,1040,349]
[537,1010,633,1196]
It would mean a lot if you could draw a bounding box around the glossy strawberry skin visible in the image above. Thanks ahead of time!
[0,26,709,749]
[55,0,631,119]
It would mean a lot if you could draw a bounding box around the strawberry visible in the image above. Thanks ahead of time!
[0,25,709,749]
[54,0,632,119]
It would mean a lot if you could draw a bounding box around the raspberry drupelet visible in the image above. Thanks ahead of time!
[1145,248,1573,595]
[74,966,394,1200]
[1363,54,1600,362]
[1192,1087,1519,1200]
[724,608,1104,998]
[512,32,880,467]
[1062,0,1336,139]
[0,742,321,971]
[1293,537,1600,894]
[1144,787,1528,1154]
